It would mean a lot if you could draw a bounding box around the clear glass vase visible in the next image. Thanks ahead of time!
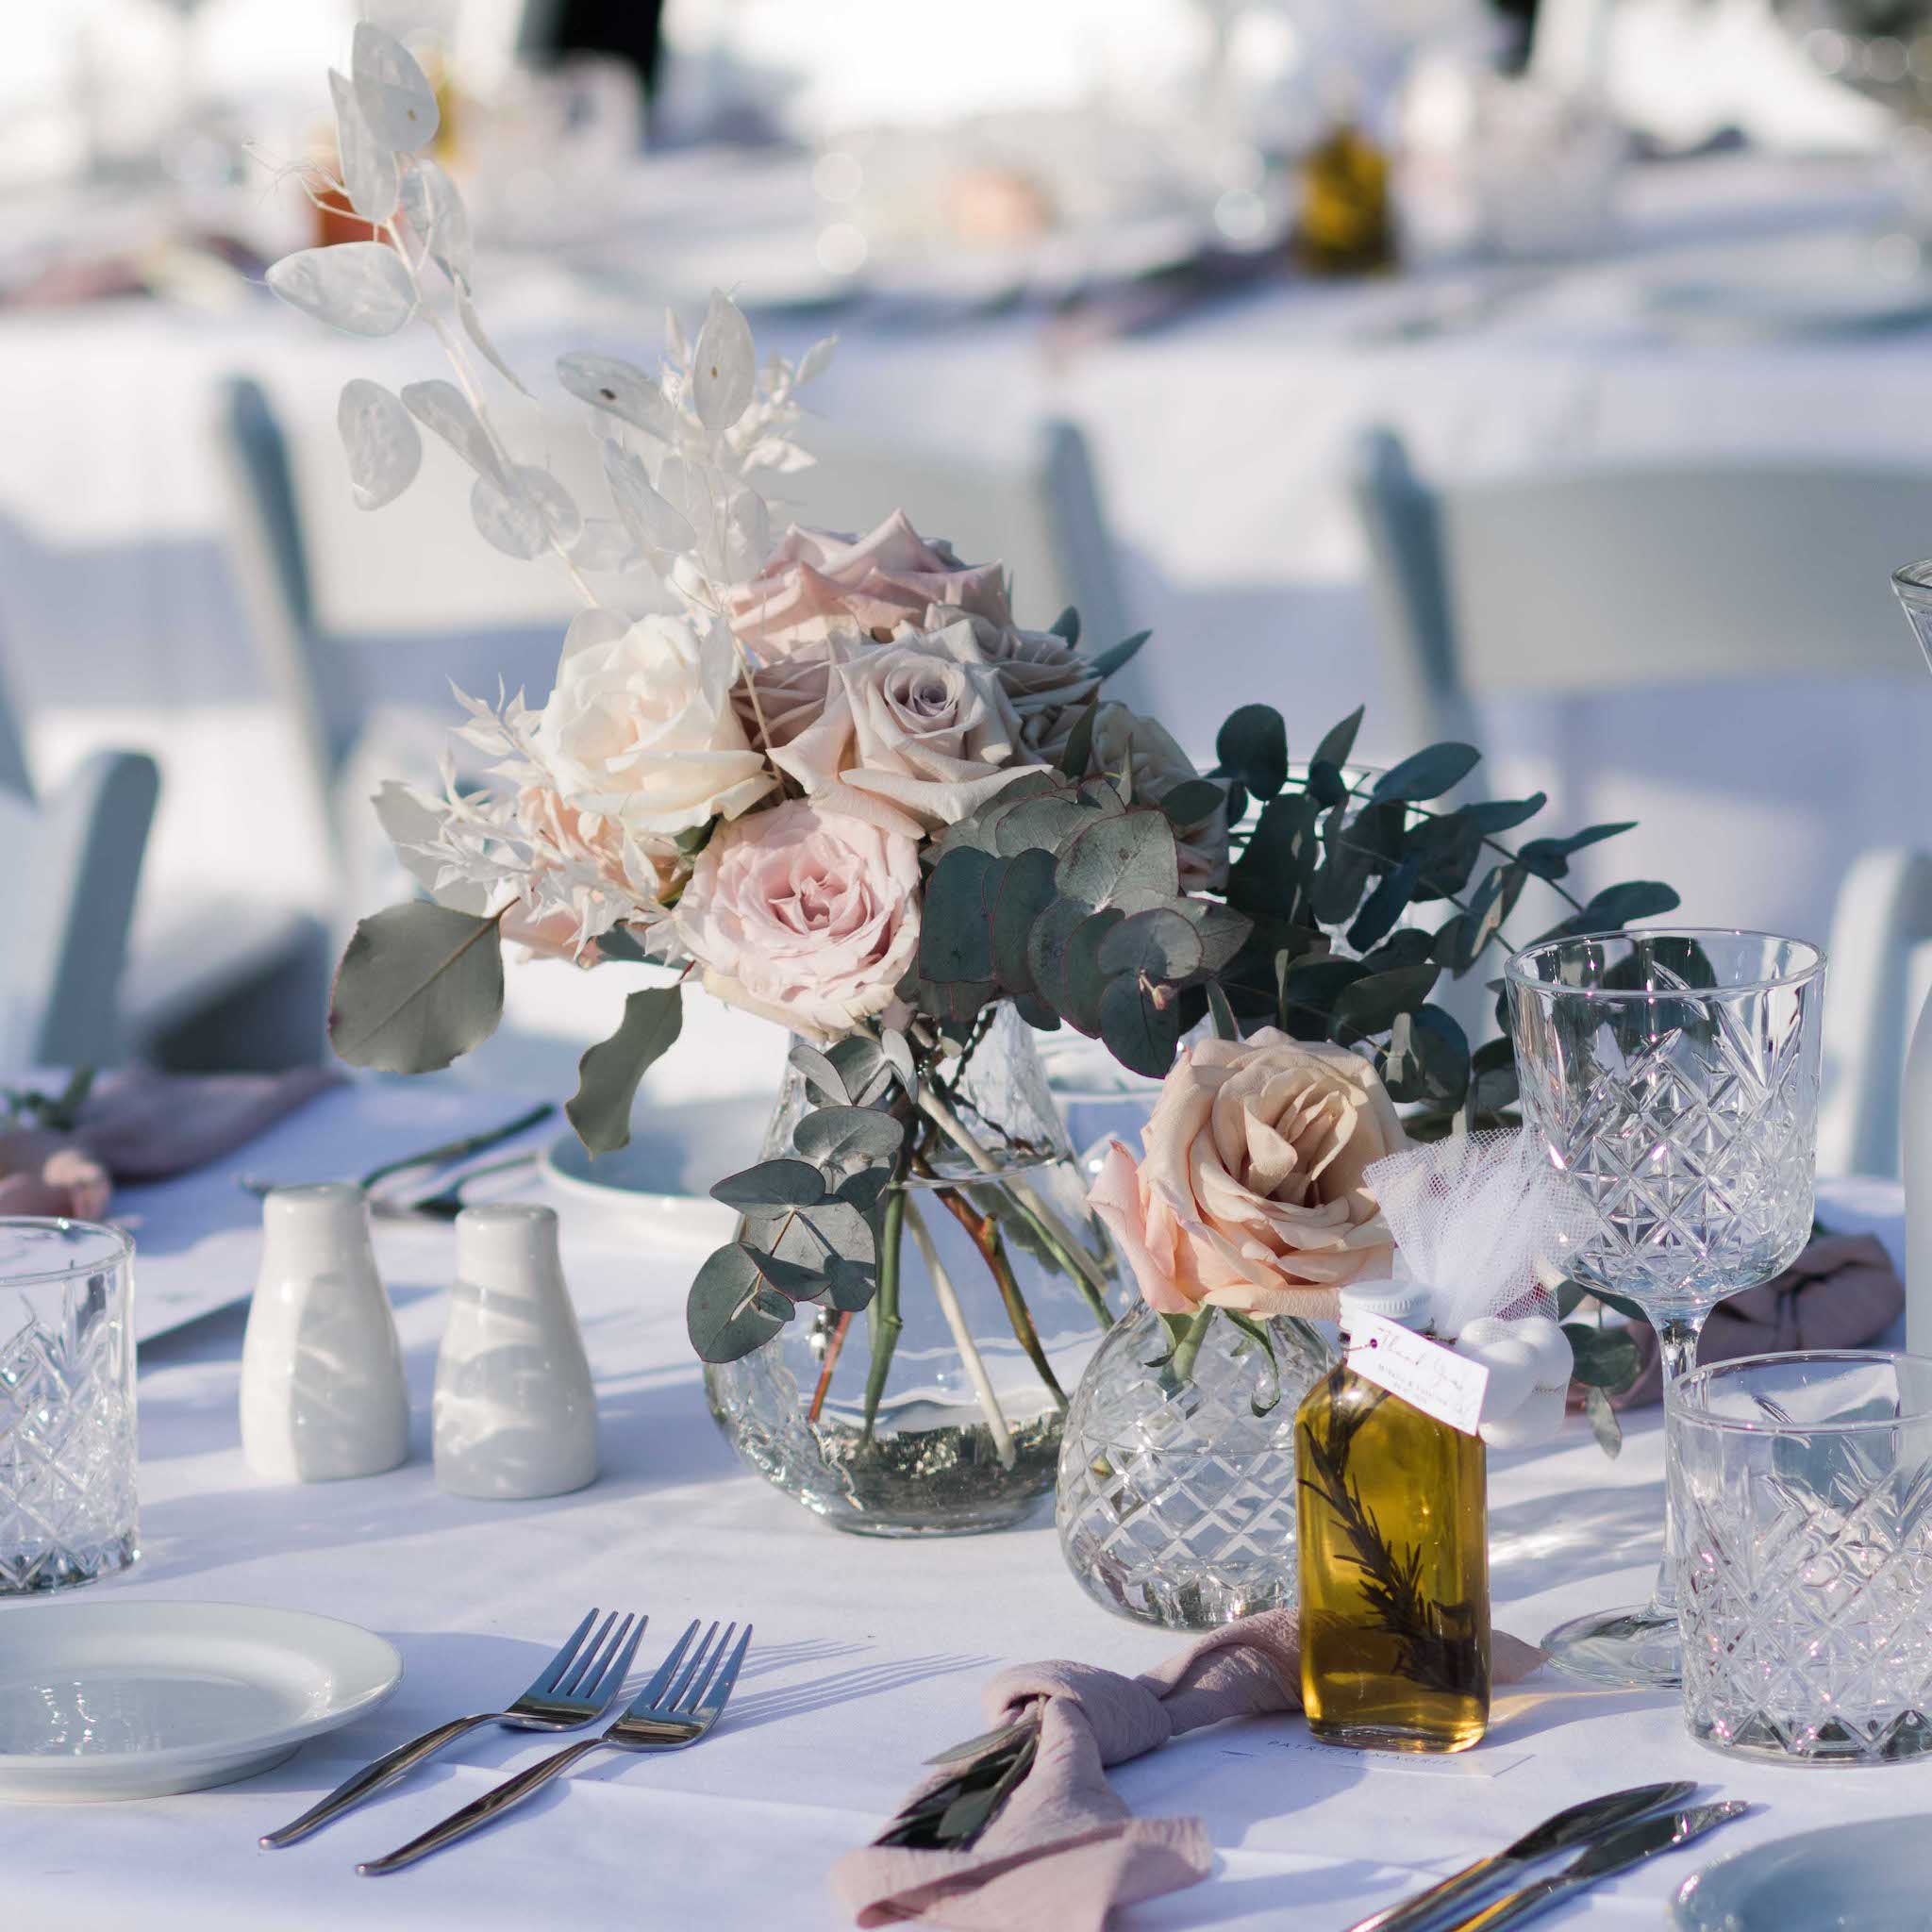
[705,1005,1122,1536]
[1056,1302,1335,1629]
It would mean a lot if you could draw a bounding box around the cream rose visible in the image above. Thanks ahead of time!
[535,613,774,843]
[671,798,921,1041]
[725,511,1009,657]
[1089,1029,1406,1318]
[772,617,1032,838]
[1089,702,1230,892]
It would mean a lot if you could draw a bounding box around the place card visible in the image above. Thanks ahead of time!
[1345,1312,1490,1436]
[1219,1736,1533,1781]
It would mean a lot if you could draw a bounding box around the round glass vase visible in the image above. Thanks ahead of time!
[1056,1303,1336,1630]
[704,1005,1122,1537]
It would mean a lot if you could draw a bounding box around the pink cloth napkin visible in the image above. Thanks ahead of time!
[0,1067,341,1218]
[1607,1231,1903,1408]
[831,1609,1543,1932]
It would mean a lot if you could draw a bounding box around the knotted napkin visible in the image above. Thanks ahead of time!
[1605,1230,1903,1408]
[831,1609,1543,1932]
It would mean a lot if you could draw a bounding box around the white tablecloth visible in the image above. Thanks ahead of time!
[0,1080,1914,1927]
[6,148,1932,993]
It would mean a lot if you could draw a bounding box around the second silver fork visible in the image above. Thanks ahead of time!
[261,1608,645,1847]
[358,1617,752,1875]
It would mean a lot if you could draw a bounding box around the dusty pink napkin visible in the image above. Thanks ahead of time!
[0,1067,341,1218]
[1607,1231,1903,1408]
[832,1608,1543,1932]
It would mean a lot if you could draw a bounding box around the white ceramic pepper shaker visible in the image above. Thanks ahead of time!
[241,1182,409,1483]
[434,1203,598,1501]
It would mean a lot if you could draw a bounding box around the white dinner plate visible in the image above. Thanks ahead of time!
[1674,1816,1932,1930]
[541,1093,770,1243]
[0,1601,402,1802]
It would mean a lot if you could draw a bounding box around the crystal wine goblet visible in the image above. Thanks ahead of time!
[1506,929,1824,1689]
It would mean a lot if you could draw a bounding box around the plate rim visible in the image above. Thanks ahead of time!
[0,1598,404,1774]
[1672,1812,1932,1928]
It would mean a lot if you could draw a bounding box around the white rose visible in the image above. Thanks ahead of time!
[535,613,774,842]
[772,617,1033,837]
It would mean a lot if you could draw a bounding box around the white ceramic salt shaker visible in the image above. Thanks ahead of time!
[241,1182,409,1483]
[434,1203,598,1501]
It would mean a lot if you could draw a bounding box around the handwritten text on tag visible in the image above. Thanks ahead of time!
[1346,1312,1488,1436]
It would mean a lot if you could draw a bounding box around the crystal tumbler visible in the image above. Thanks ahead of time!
[1672,1351,1932,1765]
[0,1220,138,1592]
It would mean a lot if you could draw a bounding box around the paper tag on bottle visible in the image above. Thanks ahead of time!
[1345,1312,1490,1437]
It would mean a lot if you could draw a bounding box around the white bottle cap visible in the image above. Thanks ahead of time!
[1338,1278,1431,1331]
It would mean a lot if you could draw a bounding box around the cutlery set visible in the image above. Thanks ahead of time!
[1348,1782,1749,1932]
[263,1609,751,1875]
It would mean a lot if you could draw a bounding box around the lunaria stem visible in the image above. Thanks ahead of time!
[904,1196,1016,1471]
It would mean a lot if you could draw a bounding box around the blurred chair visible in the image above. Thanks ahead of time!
[1820,849,1932,1179]
[1352,425,1932,749]
[0,649,158,1069]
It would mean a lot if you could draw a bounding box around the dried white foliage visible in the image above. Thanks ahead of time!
[402,378,504,481]
[556,352,679,441]
[400,158,472,290]
[352,22,439,153]
[267,243,414,336]
[604,439,695,558]
[470,473,548,558]
[327,68,397,225]
[458,286,531,396]
[338,377,420,509]
[692,290,756,432]
[569,519,638,573]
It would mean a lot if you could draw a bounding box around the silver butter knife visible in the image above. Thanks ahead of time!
[1346,1780,1698,1932]
[1440,1800,1749,1932]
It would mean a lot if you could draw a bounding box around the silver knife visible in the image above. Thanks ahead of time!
[1345,1780,1698,1932]
[1439,1800,1749,1932]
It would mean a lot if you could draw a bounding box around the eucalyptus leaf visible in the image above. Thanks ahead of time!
[1311,706,1364,773]
[1206,978,1241,1041]
[1058,700,1100,779]
[692,289,756,432]
[1061,908,1125,1036]
[1098,974,1181,1076]
[991,846,1058,996]
[826,1035,893,1105]
[687,1244,791,1362]
[564,985,682,1155]
[741,1246,830,1301]
[352,20,440,151]
[1088,629,1150,681]
[789,1041,847,1105]
[1467,793,1549,834]
[710,1159,827,1209]
[1567,1322,1643,1392]
[1215,705,1289,800]
[1049,606,1080,645]
[1096,907,1204,983]
[822,1256,877,1312]
[1330,962,1441,1040]
[878,1028,917,1098]
[327,69,398,225]
[1056,810,1179,908]
[338,378,420,510]
[793,1106,906,1168]
[1368,742,1480,807]
[267,243,414,337]
[1584,1383,1624,1457]
[1158,777,1226,829]
[1517,822,1637,881]
[1347,849,1422,955]
[328,903,504,1073]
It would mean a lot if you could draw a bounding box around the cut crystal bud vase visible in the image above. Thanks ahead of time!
[1057,1304,1335,1629]
[705,1004,1122,1536]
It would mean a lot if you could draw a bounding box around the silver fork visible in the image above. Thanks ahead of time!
[261,1609,645,1848]
[358,1617,751,1876]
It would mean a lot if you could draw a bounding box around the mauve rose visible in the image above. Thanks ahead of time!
[734,642,835,755]
[935,607,1101,763]
[1089,1030,1406,1319]
[773,617,1031,838]
[1089,702,1230,891]
[725,511,1009,657]
[671,797,921,1041]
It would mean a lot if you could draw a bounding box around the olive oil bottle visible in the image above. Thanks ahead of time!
[1296,1281,1490,1753]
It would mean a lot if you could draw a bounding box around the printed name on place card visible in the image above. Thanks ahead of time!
[1345,1312,1489,1436]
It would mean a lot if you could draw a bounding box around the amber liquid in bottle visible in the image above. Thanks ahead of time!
[1295,1355,1490,1752]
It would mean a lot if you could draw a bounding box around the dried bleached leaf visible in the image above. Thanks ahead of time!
[603,439,695,555]
[513,465,582,547]
[338,377,421,509]
[327,69,398,225]
[556,352,679,441]
[563,608,633,657]
[741,437,814,475]
[403,378,505,481]
[797,335,838,385]
[266,242,414,336]
[569,519,638,573]
[692,289,756,432]
[399,158,471,286]
[352,21,440,152]
[458,285,530,396]
[470,473,546,558]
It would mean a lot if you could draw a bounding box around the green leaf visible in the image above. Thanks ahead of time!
[686,1243,792,1361]
[1368,742,1480,807]
[709,1159,827,1209]
[793,1106,906,1167]
[1566,1322,1643,1392]
[789,1041,848,1106]
[1173,898,1251,973]
[826,1035,893,1104]
[1466,793,1548,834]
[1358,930,1435,973]
[1089,628,1151,680]
[1311,706,1365,773]
[1331,962,1441,1040]
[741,1245,830,1300]
[877,1028,917,1098]
[1049,605,1080,645]
[1097,906,1205,983]
[1378,1004,1470,1108]
[1346,850,1422,955]
[1062,908,1125,1036]
[822,1255,877,1312]
[1537,881,1682,943]
[328,903,505,1074]
[991,846,1058,996]
[1158,777,1226,828]
[1517,822,1636,881]
[921,848,999,981]
[1099,974,1180,1076]
[1226,791,1320,919]
[1584,1384,1623,1457]
[1057,698,1101,778]
[1056,810,1181,907]
[564,985,684,1155]
[835,1168,891,1216]
[1205,978,1241,1041]
[1215,705,1289,800]
[1467,1035,1519,1120]
[591,924,649,963]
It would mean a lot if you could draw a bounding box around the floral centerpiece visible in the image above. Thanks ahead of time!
[265,29,1658,1537]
